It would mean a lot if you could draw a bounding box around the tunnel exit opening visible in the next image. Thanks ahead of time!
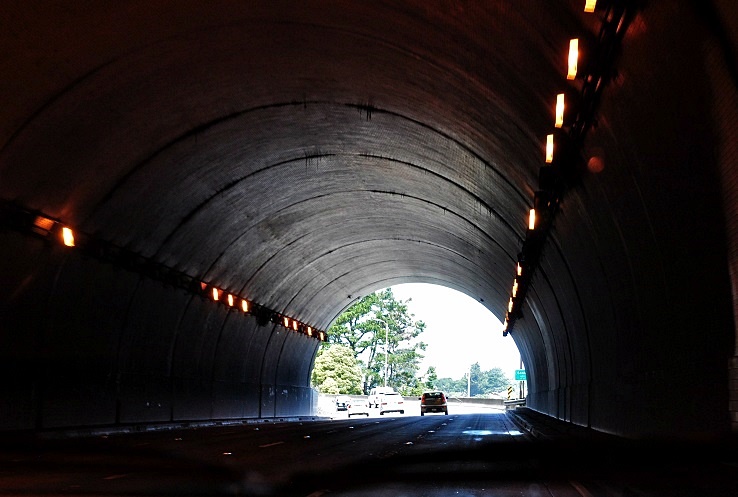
[312,283,523,403]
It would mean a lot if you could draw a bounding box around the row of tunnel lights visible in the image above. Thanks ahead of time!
[205,282,325,341]
[503,0,621,336]
[27,212,326,341]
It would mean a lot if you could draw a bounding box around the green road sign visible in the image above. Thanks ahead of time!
[515,369,527,381]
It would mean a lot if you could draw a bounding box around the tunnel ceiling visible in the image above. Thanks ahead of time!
[1,0,735,341]
[1,1,603,330]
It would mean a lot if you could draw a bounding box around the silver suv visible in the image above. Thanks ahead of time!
[368,386,395,408]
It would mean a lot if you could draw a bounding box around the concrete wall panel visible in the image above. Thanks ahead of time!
[211,381,260,420]
[118,373,172,424]
[0,232,58,430]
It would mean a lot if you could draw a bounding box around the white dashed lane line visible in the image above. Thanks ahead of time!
[258,441,285,448]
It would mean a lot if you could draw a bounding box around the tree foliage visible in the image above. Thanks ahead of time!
[435,376,467,396]
[424,366,438,390]
[324,288,426,394]
[311,344,363,394]
[435,363,513,397]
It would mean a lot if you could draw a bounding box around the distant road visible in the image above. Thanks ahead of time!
[320,394,505,419]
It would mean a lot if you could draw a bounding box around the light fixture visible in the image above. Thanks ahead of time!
[319,331,325,341]
[241,299,249,312]
[227,294,235,307]
[584,0,597,13]
[508,298,514,313]
[33,215,55,234]
[512,280,519,298]
[555,93,565,128]
[211,287,221,301]
[517,263,523,276]
[283,316,290,328]
[545,134,554,163]
[554,91,581,130]
[61,227,75,247]
[307,327,313,337]
[292,320,298,331]
[528,209,536,230]
[568,39,579,80]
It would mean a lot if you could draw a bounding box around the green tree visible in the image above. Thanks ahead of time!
[482,367,511,393]
[311,344,363,394]
[325,288,426,393]
[433,365,513,397]
[435,377,467,397]
[470,363,483,397]
[424,366,438,390]
[320,377,340,395]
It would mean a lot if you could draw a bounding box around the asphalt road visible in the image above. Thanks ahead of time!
[1,411,737,496]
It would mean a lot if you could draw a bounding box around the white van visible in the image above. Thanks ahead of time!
[368,386,395,408]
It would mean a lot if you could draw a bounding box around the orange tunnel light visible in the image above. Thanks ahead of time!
[212,287,221,301]
[555,93,565,128]
[528,209,536,230]
[517,263,523,276]
[283,317,290,328]
[227,294,235,307]
[546,134,554,163]
[61,227,75,247]
[512,280,519,298]
[241,299,249,312]
[568,39,579,80]
[307,327,313,337]
[292,320,299,331]
[584,0,597,13]
[508,298,514,313]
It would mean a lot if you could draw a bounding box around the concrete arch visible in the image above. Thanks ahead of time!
[1,0,736,438]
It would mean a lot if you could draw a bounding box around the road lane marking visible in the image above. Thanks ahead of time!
[259,441,285,448]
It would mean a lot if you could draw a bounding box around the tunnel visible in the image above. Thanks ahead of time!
[1,1,737,440]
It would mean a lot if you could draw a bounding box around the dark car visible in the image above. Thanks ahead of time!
[419,391,448,416]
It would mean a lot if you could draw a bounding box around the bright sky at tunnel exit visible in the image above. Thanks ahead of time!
[389,283,521,381]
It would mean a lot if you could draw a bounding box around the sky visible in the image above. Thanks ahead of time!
[389,283,522,381]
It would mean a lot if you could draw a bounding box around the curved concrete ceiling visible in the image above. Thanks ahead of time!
[1,0,573,326]
[1,1,737,437]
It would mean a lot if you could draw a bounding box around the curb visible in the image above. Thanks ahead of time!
[35,416,327,440]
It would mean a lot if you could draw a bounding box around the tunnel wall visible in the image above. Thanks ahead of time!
[514,1,736,439]
[0,230,319,431]
[0,0,736,440]
[708,0,738,433]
